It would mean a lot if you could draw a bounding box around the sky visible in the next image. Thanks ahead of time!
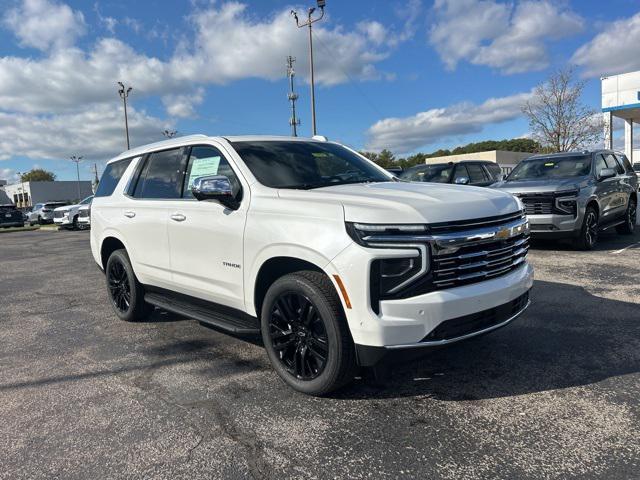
[0,0,639,182]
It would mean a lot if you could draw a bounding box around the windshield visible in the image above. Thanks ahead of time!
[400,165,453,183]
[0,205,17,212]
[44,203,66,209]
[231,141,391,189]
[80,196,93,205]
[507,155,591,181]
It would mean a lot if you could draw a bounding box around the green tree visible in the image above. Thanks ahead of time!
[20,168,57,182]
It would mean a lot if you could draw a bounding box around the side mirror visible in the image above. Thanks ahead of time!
[454,176,470,185]
[597,168,616,181]
[191,175,239,210]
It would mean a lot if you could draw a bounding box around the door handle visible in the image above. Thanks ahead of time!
[170,213,186,222]
[124,210,136,218]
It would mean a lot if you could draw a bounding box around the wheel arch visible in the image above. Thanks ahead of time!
[100,235,129,270]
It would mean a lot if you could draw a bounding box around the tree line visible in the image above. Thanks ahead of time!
[359,138,541,169]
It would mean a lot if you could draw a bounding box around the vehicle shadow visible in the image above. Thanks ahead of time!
[530,228,640,252]
[336,279,640,401]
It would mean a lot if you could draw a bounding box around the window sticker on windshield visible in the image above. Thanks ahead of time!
[544,162,555,167]
[188,156,221,188]
[312,152,329,158]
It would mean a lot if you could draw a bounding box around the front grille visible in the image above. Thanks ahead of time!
[54,211,65,219]
[519,195,553,215]
[428,210,525,234]
[423,291,529,342]
[79,209,90,218]
[431,233,529,289]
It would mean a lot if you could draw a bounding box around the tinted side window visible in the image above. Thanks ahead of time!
[484,163,502,180]
[615,154,633,173]
[134,148,186,199]
[466,164,488,183]
[183,146,241,198]
[453,164,469,182]
[603,153,622,174]
[95,159,133,197]
[595,155,608,176]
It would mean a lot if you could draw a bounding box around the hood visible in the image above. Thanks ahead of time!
[53,205,72,212]
[492,176,590,194]
[278,181,521,224]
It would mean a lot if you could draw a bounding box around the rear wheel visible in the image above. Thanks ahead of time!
[616,198,636,234]
[574,206,599,250]
[72,215,79,230]
[261,271,356,396]
[105,249,153,322]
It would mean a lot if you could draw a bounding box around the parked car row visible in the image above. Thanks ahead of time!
[53,196,93,230]
[398,151,637,250]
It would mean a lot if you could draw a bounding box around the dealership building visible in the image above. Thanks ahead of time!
[1,181,93,208]
[602,70,640,162]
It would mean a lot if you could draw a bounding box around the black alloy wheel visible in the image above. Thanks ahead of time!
[108,258,131,313]
[268,292,329,380]
[575,206,599,250]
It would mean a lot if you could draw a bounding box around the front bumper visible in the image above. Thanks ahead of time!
[356,290,531,366]
[53,217,72,226]
[527,213,581,238]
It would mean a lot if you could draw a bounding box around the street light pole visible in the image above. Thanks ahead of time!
[70,155,83,201]
[117,82,133,150]
[291,0,326,136]
[16,171,26,208]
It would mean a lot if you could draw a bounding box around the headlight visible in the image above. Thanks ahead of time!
[346,222,431,308]
[555,189,579,216]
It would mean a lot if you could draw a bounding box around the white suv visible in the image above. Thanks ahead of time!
[91,135,533,395]
[53,195,93,229]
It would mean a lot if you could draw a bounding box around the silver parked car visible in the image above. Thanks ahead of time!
[492,150,637,249]
[27,202,68,225]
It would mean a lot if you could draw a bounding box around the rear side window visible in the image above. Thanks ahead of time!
[603,153,623,174]
[95,158,133,197]
[615,154,633,173]
[133,148,186,199]
[466,164,489,183]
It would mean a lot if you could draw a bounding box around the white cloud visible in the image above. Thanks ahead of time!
[162,88,205,118]
[366,91,533,153]
[0,105,171,161]
[429,0,583,74]
[3,0,86,51]
[572,12,640,78]
[0,168,20,183]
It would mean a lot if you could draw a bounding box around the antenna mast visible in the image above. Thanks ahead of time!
[286,56,301,137]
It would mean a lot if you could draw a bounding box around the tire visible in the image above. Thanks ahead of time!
[105,249,154,322]
[616,198,636,234]
[37,216,42,225]
[72,215,79,230]
[574,205,599,250]
[261,271,356,396]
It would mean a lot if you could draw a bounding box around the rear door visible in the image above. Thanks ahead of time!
[165,144,248,310]
[121,147,188,286]
[603,153,627,218]
[614,153,637,212]
[594,154,618,220]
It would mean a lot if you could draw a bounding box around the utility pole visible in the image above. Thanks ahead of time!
[92,163,100,193]
[117,82,133,149]
[291,0,326,136]
[70,155,83,201]
[16,171,26,207]
[286,56,301,136]
[162,129,178,138]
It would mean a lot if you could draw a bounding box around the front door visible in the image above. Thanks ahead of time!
[166,144,248,310]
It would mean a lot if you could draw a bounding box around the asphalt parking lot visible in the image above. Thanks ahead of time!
[1,229,639,479]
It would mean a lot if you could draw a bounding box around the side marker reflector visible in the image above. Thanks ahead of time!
[333,275,352,309]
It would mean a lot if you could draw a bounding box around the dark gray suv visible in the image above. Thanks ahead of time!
[492,150,637,249]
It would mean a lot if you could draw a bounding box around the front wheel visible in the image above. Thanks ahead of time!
[261,271,356,396]
[574,206,599,250]
[105,249,153,322]
[616,198,636,234]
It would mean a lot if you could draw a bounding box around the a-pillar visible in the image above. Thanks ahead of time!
[624,118,634,162]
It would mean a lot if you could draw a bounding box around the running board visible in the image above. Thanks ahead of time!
[599,219,625,231]
[144,291,260,335]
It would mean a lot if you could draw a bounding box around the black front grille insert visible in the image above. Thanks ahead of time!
[54,211,65,219]
[79,209,90,218]
[520,195,553,215]
[428,210,525,234]
[422,291,529,342]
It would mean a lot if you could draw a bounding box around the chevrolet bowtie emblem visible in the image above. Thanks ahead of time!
[495,228,511,239]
